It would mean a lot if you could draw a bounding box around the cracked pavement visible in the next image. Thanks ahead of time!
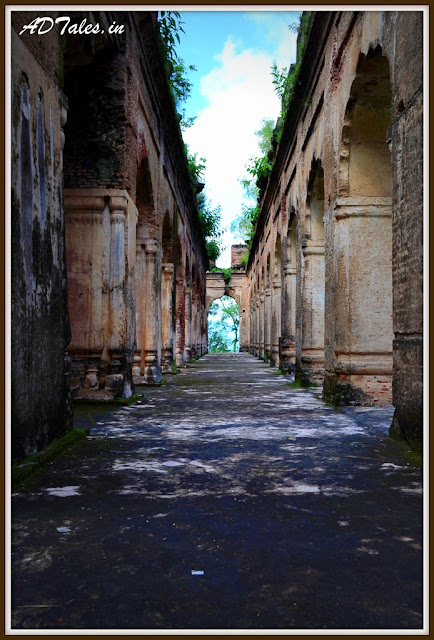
[11,353,423,630]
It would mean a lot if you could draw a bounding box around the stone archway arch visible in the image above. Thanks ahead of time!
[206,268,250,353]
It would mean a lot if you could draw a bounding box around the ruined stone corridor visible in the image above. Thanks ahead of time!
[12,354,422,630]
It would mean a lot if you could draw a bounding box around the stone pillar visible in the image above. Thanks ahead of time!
[255,298,260,357]
[133,243,146,383]
[202,303,208,354]
[184,286,192,362]
[65,190,133,399]
[280,263,296,373]
[258,293,265,359]
[161,262,175,373]
[324,197,393,404]
[300,239,325,384]
[249,306,254,354]
[271,280,281,367]
[191,287,199,358]
[143,239,162,383]
[264,288,272,361]
[175,276,186,367]
[65,195,105,369]
[107,198,127,354]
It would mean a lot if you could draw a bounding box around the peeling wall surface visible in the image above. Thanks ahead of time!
[11,11,208,460]
[11,19,71,461]
[246,11,423,447]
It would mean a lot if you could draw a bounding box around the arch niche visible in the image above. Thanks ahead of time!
[299,159,325,384]
[326,45,393,405]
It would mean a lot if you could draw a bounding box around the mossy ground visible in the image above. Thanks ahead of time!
[12,429,88,492]
[73,392,144,406]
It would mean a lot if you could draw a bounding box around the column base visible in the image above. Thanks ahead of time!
[324,352,393,405]
[323,371,392,406]
[279,336,296,374]
[270,345,279,367]
[299,349,324,385]
[175,353,185,368]
[70,352,133,400]
[161,349,173,374]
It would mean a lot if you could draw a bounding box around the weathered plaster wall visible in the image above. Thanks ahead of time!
[11,21,71,460]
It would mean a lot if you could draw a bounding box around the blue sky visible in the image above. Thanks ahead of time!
[177,11,300,116]
[174,10,301,267]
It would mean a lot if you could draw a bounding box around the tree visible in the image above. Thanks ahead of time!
[208,296,240,352]
[197,191,224,262]
[208,323,231,352]
[220,297,240,352]
[231,119,274,248]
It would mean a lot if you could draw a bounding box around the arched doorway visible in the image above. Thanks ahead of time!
[208,295,240,353]
[327,46,393,404]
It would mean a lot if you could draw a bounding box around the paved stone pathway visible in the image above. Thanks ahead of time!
[12,353,423,630]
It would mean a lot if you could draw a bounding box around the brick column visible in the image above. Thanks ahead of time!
[258,292,265,359]
[184,286,192,362]
[280,263,296,373]
[271,280,281,367]
[175,276,185,367]
[264,288,272,361]
[161,262,175,373]
[143,239,161,383]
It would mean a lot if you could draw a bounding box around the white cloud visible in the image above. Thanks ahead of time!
[244,11,299,68]
[183,31,297,267]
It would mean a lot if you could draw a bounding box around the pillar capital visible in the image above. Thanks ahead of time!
[144,239,160,255]
[64,193,104,225]
[284,264,296,276]
[108,195,128,214]
[162,262,175,275]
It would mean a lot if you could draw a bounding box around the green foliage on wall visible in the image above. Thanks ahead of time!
[157,11,197,131]
[197,191,224,262]
[231,119,274,251]
[271,12,312,142]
